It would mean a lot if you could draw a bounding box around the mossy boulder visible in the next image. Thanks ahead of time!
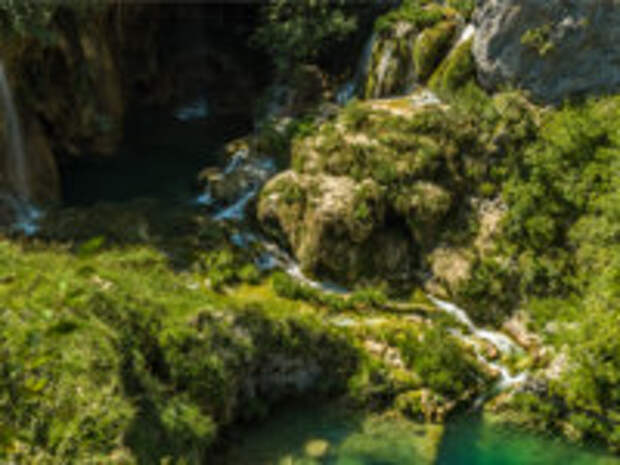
[258,172,416,284]
[364,3,462,99]
[413,20,458,81]
[258,85,543,293]
[257,100,471,287]
[429,37,475,97]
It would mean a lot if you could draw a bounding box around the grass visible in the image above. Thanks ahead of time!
[0,239,362,463]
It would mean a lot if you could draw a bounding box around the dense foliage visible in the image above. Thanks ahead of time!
[0,240,361,463]
[0,0,618,459]
[252,0,385,74]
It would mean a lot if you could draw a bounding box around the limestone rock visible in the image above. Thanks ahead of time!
[473,0,620,103]
[258,171,417,285]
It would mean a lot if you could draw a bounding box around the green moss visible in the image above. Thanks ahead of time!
[521,24,555,56]
[428,37,475,97]
[413,20,457,81]
[0,240,362,463]
[374,1,451,34]
[445,0,475,20]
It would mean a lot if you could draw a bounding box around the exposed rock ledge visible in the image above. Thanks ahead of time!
[473,0,620,103]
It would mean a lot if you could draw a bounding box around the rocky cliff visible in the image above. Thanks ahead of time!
[473,0,620,103]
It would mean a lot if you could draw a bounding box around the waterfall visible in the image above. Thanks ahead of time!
[0,62,42,235]
[0,62,29,201]
[336,33,377,105]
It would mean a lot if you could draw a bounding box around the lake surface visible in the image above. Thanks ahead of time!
[214,402,620,465]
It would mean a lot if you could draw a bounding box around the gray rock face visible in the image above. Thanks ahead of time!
[473,0,620,103]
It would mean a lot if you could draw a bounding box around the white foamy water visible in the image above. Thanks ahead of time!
[255,240,348,294]
[429,295,527,389]
[213,188,258,221]
[455,24,476,47]
[373,42,394,99]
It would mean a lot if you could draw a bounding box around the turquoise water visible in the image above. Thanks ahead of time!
[214,403,620,465]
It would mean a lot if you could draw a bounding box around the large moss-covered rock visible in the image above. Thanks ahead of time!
[258,172,416,284]
[364,4,461,99]
[258,86,543,292]
[473,0,620,103]
[257,98,478,287]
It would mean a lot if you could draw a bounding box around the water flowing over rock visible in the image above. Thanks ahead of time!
[0,63,49,233]
[428,296,527,390]
[336,33,377,105]
[0,62,29,201]
[473,0,620,103]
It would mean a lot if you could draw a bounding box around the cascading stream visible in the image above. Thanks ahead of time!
[198,144,527,396]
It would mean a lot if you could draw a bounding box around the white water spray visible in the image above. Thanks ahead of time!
[455,24,476,47]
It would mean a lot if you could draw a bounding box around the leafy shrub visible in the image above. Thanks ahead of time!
[391,326,482,396]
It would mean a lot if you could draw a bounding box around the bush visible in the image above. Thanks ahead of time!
[390,326,482,396]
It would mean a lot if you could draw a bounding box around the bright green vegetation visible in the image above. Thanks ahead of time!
[413,20,457,80]
[429,38,476,97]
[374,1,452,34]
[0,239,364,463]
[0,233,495,463]
[465,95,620,451]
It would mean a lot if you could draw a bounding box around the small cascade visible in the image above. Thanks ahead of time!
[428,295,528,390]
[0,62,42,235]
[256,239,348,294]
[455,24,476,47]
[372,41,395,99]
[336,33,377,105]
[195,146,277,221]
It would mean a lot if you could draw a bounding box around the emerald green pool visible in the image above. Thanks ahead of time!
[214,402,620,465]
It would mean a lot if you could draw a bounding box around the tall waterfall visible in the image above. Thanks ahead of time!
[0,61,41,235]
[0,62,30,201]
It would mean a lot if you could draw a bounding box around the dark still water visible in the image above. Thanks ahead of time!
[60,107,251,207]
